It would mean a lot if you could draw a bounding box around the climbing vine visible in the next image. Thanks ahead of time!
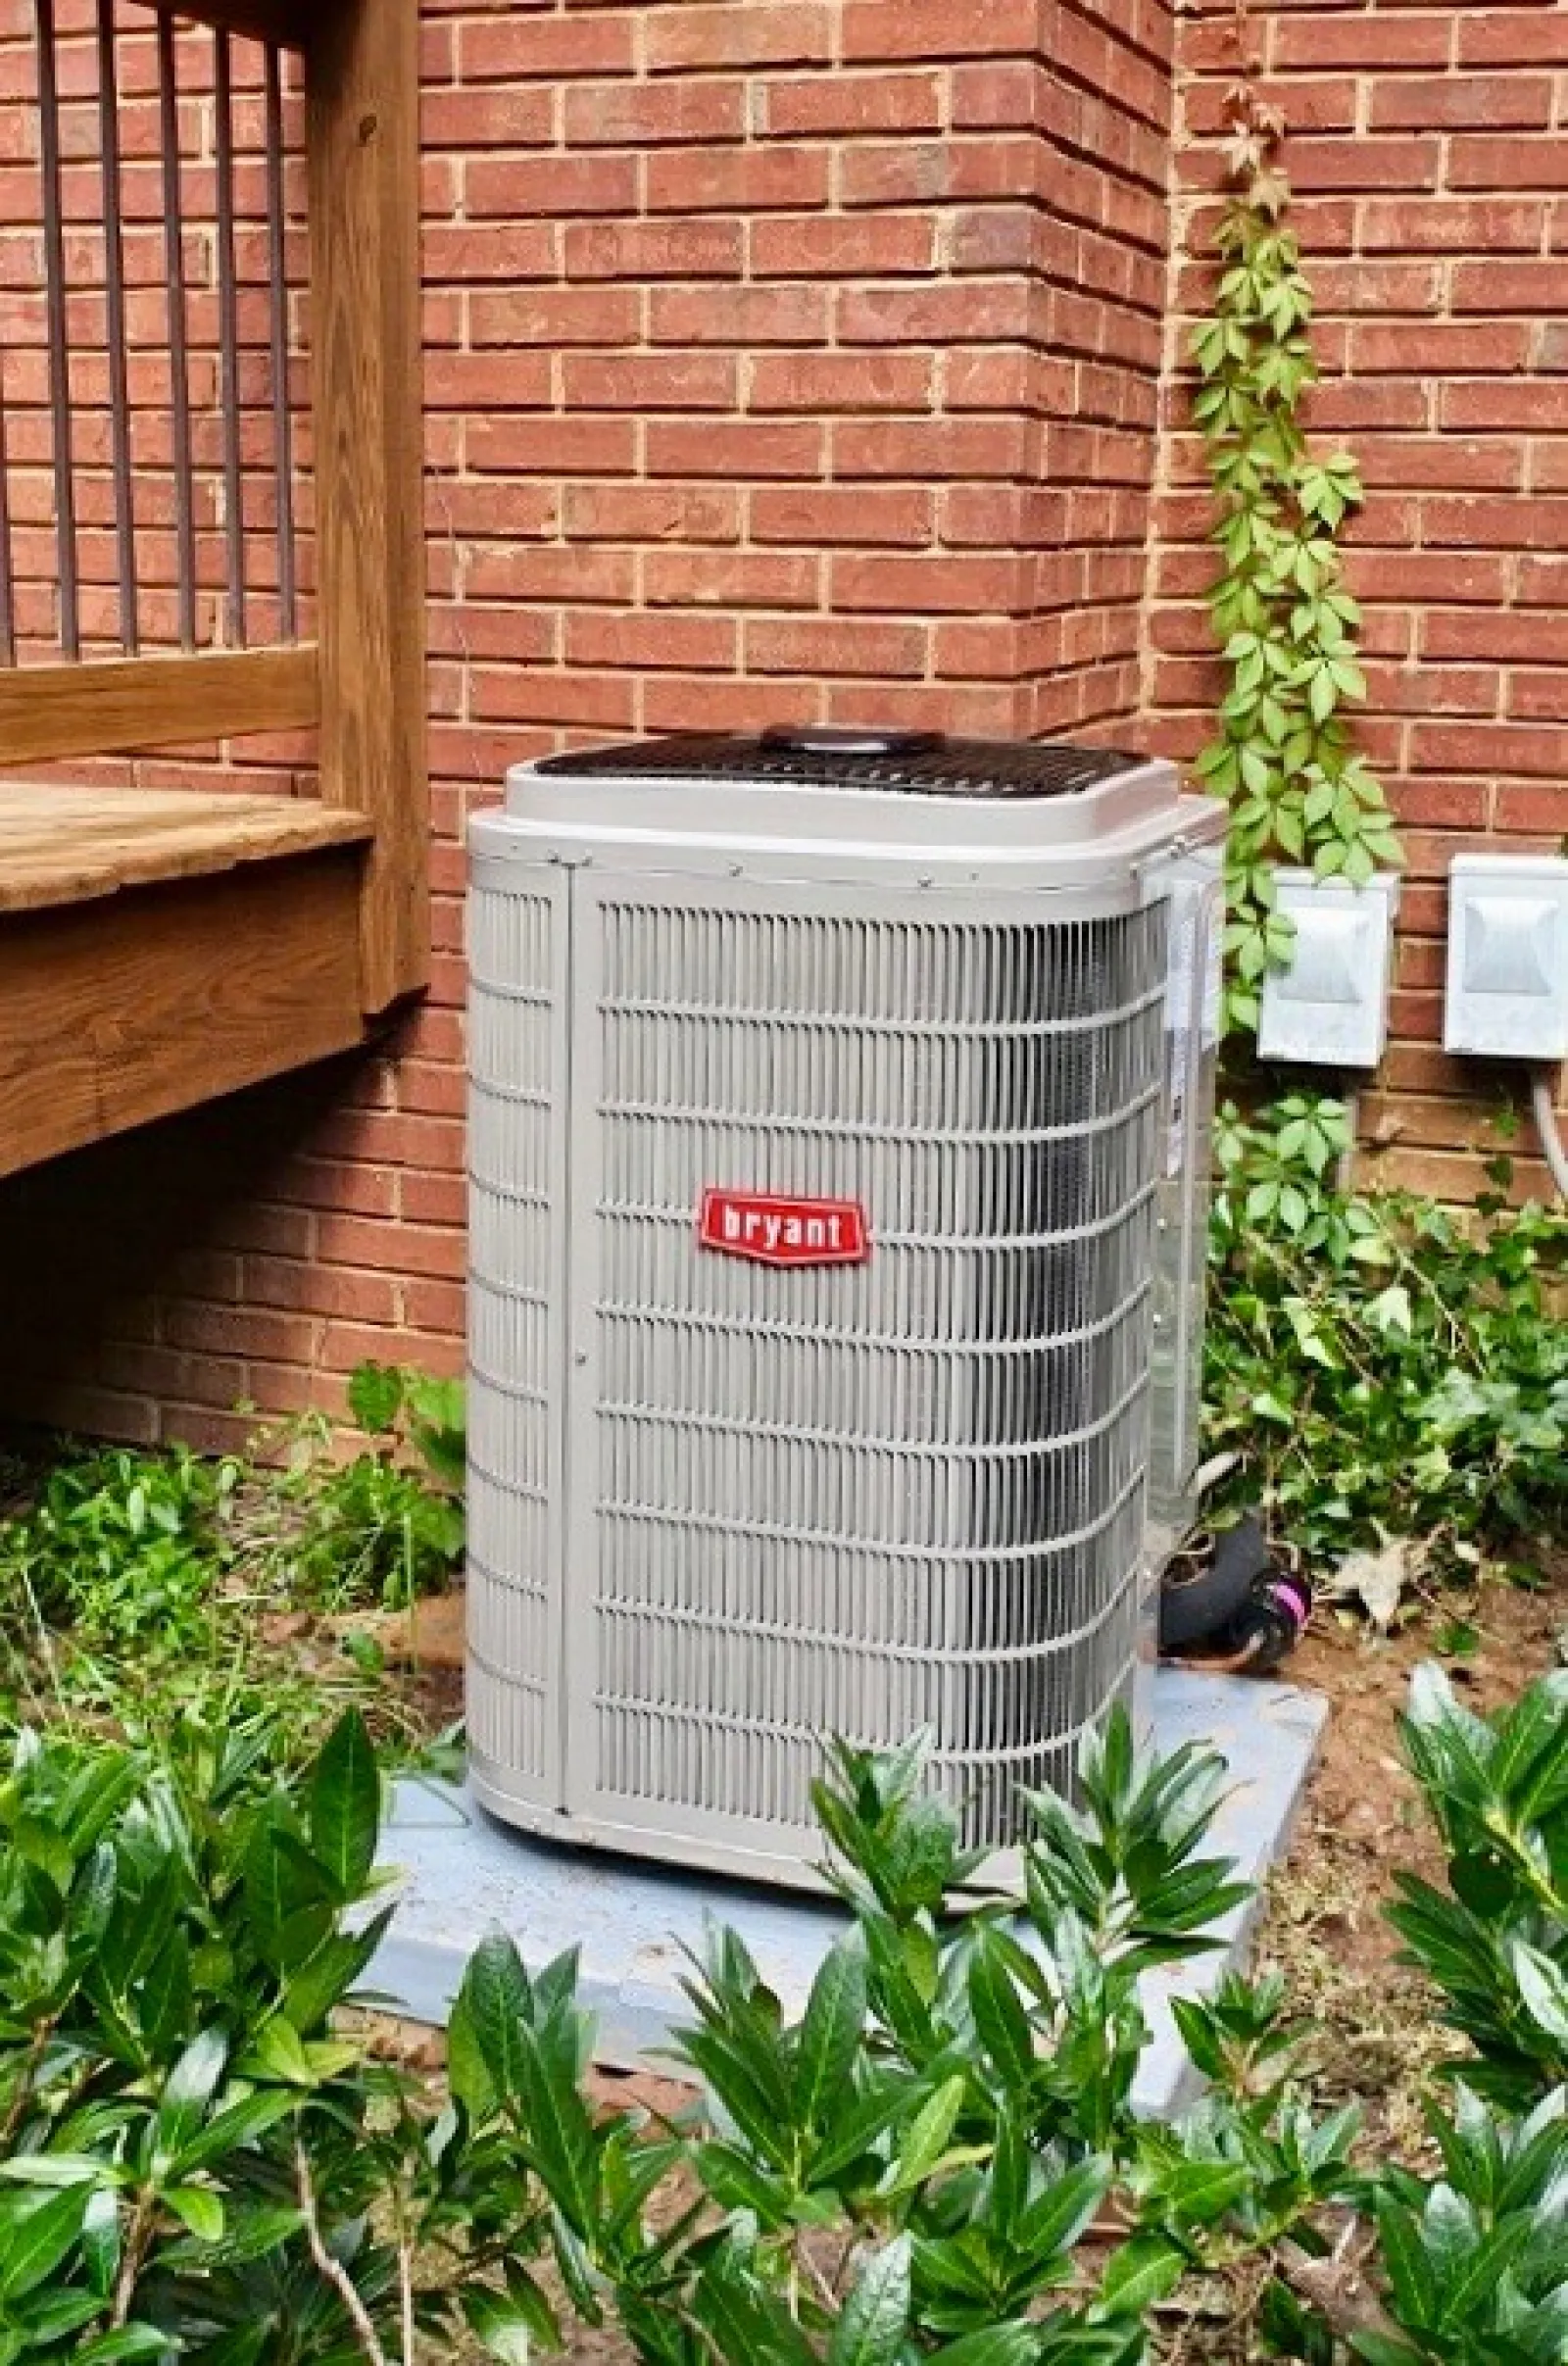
[1192,86,1402,1038]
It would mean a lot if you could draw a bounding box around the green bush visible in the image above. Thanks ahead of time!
[0,1672,1563,2361]
[0,1710,559,2363]
[1204,1097,1568,1563]
[1389,1666,1568,2108]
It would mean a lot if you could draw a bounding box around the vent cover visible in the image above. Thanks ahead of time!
[467,742,1222,1889]
[535,726,1141,800]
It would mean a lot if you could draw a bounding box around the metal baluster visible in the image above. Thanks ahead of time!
[213,27,245,646]
[96,0,136,653]
[264,42,296,638]
[157,9,196,648]
[34,0,78,658]
[0,368,15,666]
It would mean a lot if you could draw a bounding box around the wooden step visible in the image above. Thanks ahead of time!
[0,786,375,1178]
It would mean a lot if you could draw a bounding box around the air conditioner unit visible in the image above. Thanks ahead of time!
[467,727,1225,1890]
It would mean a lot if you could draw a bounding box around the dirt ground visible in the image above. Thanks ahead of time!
[1250,1557,1566,2139]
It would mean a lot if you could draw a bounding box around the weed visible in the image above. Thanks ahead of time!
[0,1443,237,1654]
[0,1364,466,1779]
[260,1364,466,1614]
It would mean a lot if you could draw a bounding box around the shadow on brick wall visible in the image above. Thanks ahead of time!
[0,1052,375,1445]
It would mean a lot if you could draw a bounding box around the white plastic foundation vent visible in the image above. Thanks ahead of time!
[467,728,1225,1888]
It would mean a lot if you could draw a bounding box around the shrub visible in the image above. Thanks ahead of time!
[1204,1098,1568,1564]
[1389,1666,1568,2108]
[0,1710,557,2362]
[1,1670,1564,2360]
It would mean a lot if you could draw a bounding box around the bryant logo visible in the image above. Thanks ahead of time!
[698,1189,870,1268]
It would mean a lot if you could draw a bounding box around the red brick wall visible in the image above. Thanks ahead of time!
[1151,0,1568,1200]
[0,0,1180,1443]
[6,1,1563,1449]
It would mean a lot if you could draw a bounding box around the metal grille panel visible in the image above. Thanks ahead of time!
[534,731,1139,800]
[569,893,1167,1858]
[467,887,560,1792]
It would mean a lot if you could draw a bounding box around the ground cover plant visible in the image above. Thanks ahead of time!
[0,1364,466,1779]
[1203,1098,1568,1568]
[265,1364,466,1617]
[0,1670,1561,2363]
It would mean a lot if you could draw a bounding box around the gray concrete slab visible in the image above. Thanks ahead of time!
[369,1668,1328,2117]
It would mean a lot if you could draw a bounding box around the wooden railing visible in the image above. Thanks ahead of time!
[0,0,426,1012]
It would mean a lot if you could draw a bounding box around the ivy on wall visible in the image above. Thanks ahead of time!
[1191,87,1403,1040]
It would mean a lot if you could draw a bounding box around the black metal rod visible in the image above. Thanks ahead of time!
[213,26,246,646]
[264,42,297,638]
[97,0,137,653]
[157,8,196,649]
[34,0,78,658]
[0,372,15,666]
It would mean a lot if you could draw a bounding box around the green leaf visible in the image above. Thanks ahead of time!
[929,2333,1039,2366]
[795,1932,868,2131]
[829,2234,911,2366]
[1374,2195,1439,2331]
[1162,2159,1253,2227]
[509,2013,600,2238]
[172,2089,301,2179]
[307,1710,380,1901]
[1434,2213,1534,2332]
[0,2185,88,2301]
[692,2248,816,2366]
[462,2288,541,2366]
[242,1817,335,1974]
[1098,2232,1186,2315]
[461,1930,534,2102]
[880,2073,967,2196]
[73,2336,173,2365]
[1020,2154,1110,2262]
[810,2076,911,2186]
[1368,1284,1413,1338]
[966,1933,1036,2093]
[76,2183,120,2302]
[164,2184,225,2243]
[1511,1943,1568,2046]
[348,1360,407,1435]
[152,2026,228,2173]
[694,2142,794,2225]
[244,2016,315,2087]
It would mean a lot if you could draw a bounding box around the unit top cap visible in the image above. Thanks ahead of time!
[534,725,1143,801]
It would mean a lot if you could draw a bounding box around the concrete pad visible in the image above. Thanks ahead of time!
[369,1668,1328,2118]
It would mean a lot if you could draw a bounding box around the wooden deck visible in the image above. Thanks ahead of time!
[0,786,375,1178]
[0,0,426,1185]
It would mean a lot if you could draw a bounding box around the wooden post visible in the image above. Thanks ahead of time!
[306,0,428,1013]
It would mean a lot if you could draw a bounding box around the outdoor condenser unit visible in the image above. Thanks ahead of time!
[467,727,1225,1889]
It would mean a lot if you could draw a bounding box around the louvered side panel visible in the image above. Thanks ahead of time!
[1150,857,1225,1564]
[466,872,568,1801]
[564,878,1167,1872]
